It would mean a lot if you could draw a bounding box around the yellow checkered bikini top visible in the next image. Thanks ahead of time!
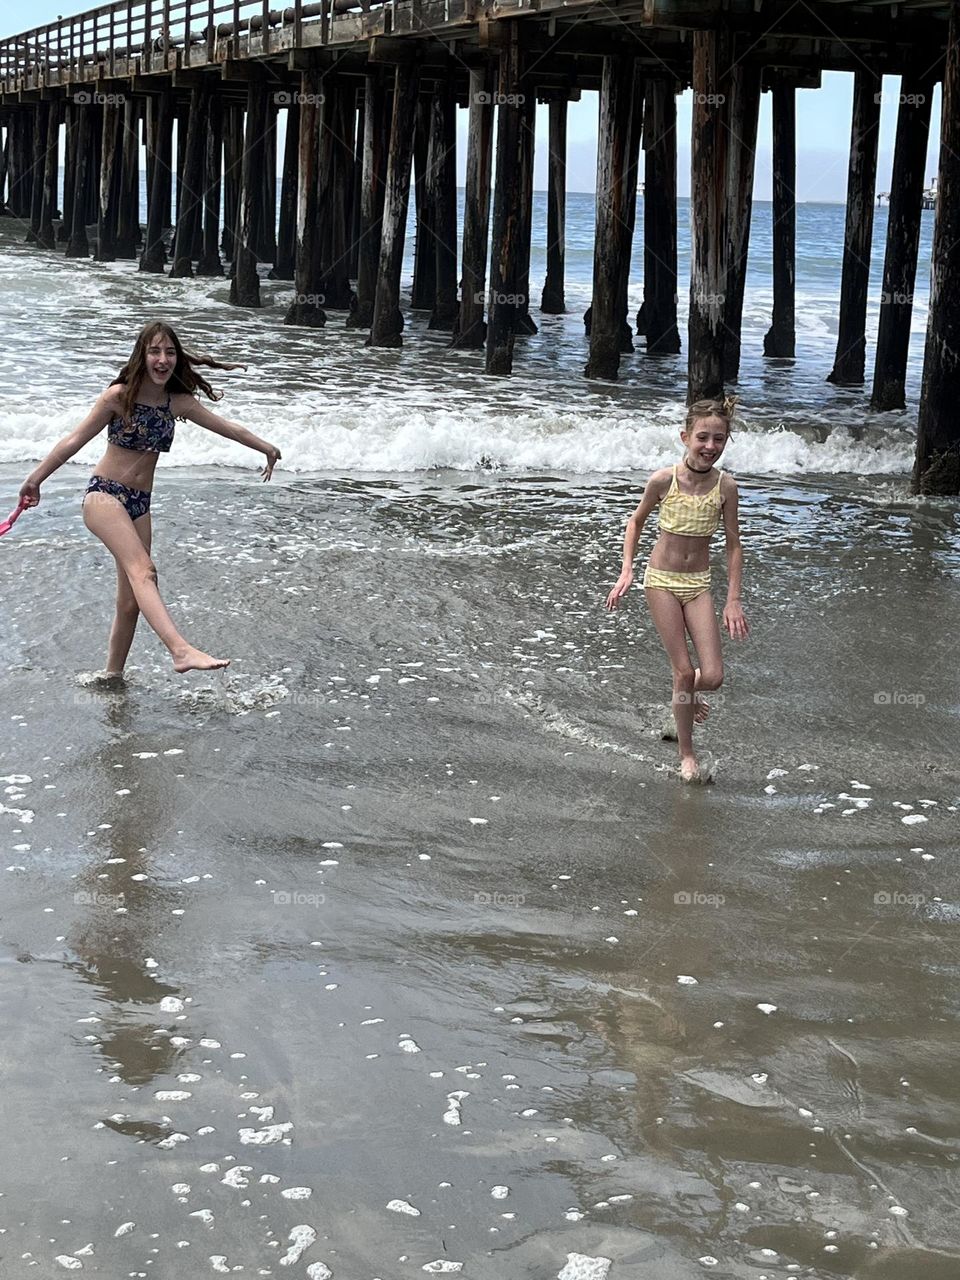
[658,464,724,537]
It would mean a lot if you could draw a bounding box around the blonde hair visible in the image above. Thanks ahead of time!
[685,395,737,436]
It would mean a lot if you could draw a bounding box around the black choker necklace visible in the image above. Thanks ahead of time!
[684,458,713,474]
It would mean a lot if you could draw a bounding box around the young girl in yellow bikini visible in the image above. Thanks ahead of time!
[605,397,749,782]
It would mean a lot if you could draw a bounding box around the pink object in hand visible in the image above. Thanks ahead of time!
[0,499,28,537]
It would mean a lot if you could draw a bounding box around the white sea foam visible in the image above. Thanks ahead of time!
[239,1121,293,1144]
[0,399,914,476]
[279,1224,317,1267]
[558,1255,611,1280]
[387,1198,420,1215]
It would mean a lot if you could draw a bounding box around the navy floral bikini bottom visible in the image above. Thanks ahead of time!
[83,475,152,521]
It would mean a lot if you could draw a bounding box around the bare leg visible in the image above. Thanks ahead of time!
[83,494,229,673]
[645,587,698,779]
[683,592,724,700]
[105,513,151,675]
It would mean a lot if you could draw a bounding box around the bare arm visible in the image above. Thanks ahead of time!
[20,385,123,504]
[721,475,749,638]
[605,470,669,610]
[175,395,282,481]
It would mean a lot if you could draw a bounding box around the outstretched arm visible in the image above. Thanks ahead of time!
[19,386,123,506]
[175,395,282,481]
[604,471,668,610]
[721,475,749,638]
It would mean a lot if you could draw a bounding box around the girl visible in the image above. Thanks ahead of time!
[605,397,749,783]
[18,321,282,678]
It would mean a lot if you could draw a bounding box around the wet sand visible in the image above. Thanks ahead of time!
[1,466,959,1279]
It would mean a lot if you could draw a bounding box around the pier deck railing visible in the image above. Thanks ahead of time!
[0,0,466,91]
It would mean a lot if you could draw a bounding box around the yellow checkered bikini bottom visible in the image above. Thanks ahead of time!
[642,565,712,605]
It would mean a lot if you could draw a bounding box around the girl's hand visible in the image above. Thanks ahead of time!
[19,479,41,508]
[605,569,634,610]
[724,601,749,639]
[261,446,281,482]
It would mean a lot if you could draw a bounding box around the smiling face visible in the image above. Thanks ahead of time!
[144,330,178,388]
[681,416,729,469]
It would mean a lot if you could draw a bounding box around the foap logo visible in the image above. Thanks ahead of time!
[74,890,125,906]
[275,90,325,107]
[474,890,525,907]
[286,691,329,709]
[874,890,925,906]
[874,91,926,106]
[674,889,725,908]
[474,290,526,307]
[74,90,126,107]
[874,691,926,707]
[271,890,325,908]
[473,90,526,106]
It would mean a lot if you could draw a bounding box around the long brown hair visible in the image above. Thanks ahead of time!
[113,321,246,424]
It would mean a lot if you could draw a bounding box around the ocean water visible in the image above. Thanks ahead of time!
[1,195,959,1280]
[0,193,933,476]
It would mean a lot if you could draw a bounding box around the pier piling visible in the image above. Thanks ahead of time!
[285,67,326,328]
[763,76,797,359]
[95,97,122,262]
[485,25,524,376]
[641,78,681,356]
[140,89,171,272]
[26,102,45,245]
[196,91,224,277]
[540,96,567,316]
[514,88,538,336]
[827,69,881,386]
[369,57,421,348]
[721,64,761,382]
[427,78,459,332]
[230,78,268,308]
[37,101,60,251]
[913,0,960,493]
[347,68,389,329]
[115,98,141,260]
[411,96,436,311]
[221,103,242,264]
[870,64,934,412]
[585,55,639,381]
[688,30,731,402]
[65,100,92,260]
[271,100,298,281]
[171,86,207,277]
[451,63,494,349]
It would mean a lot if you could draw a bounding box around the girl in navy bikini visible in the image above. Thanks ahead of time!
[19,321,282,677]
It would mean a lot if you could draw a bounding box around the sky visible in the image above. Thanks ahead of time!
[1,0,943,201]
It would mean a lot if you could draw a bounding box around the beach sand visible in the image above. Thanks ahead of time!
[1,464,958,1277]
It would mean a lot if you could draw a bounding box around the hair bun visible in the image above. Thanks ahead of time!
[722,394,739,417]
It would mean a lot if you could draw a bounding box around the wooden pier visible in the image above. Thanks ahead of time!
[0,0,957,490]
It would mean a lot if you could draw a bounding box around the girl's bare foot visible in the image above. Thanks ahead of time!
[694,693,710,724]
[679,754,701,783]
[173,647,230,674]
[84,670,125,689]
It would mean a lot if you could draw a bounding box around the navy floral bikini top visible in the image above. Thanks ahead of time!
[108,393,175,453]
